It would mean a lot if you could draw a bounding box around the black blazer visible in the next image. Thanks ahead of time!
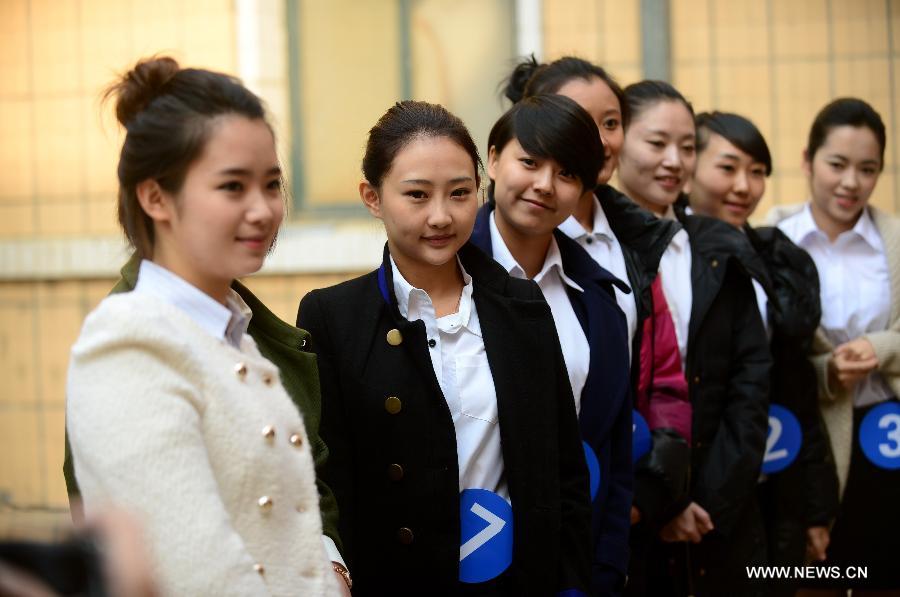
[297,243,591,596]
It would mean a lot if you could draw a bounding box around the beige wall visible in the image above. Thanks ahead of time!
[2,0,899,536]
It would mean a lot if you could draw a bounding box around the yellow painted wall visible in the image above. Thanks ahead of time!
[3,0,899,539]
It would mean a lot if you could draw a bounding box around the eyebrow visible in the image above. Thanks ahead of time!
[217,167,282,176]
[825,154,879,165]
[717,152,741,161]
[401,176,475,185]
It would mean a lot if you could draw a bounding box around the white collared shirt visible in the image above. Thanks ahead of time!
[779,203,894,407]
[656,207,693,369]
[134,260,250,349]
[390,257,508,500]
[559,194,637,361]
[489,212,590,412]
[134,259,346,567]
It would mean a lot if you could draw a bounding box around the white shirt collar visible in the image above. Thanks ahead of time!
[793,202,883,251]
[134,260,251,348]
[390,255,477,334]
[558,194,616,243]
[489,211,584,292]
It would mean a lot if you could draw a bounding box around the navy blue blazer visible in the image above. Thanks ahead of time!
[470,204,634,594]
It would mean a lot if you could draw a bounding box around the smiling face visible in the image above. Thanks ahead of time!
[690,132,767,228]
[362,134,479,274]
[151,115,283,299]
[617,100,696,215]
[488,137,584,238]
[805,125,882,235]
[556,76,624,184]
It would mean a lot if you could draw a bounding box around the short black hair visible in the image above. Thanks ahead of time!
[487,94,604,195]
[696,111,772,176]
[806,98,886,169]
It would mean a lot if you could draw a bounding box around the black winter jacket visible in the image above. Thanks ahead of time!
[664,210,772,597]
[746,226,840,574]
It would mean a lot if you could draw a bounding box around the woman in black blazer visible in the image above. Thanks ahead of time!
[296,101,591,596]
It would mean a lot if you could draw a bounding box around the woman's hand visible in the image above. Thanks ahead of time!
[630,506,641,525]
[829,338,879,390]
[806,526,830,562]
[659,502,714,543]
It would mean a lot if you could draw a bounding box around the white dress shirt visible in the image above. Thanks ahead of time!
[135,260,251,349]
[390,257,508,500]
[657,207,693,369]
[779,203,894,407]
[134,259,346,567]
[489,212,590,412]
[559,194,637,362]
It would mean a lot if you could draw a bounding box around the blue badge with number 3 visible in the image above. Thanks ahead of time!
[762,404,802,474]
[860,401,900,470]
[632,410,651,462]
[459,489,513,584]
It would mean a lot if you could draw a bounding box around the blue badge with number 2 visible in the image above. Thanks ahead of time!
[762,404,802,474]
[459,489,513,584]
[860,401,900,470]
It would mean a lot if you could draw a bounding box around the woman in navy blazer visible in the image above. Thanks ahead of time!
[469,94,633,595]
[297,101,591,596]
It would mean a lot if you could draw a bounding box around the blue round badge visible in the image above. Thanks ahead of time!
[762,404,803,474]
[459,489,514,584]
[860,401,900,470]
[582,441,601,501]
[632,410,651,463]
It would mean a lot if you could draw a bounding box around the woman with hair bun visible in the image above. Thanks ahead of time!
[688,111,839,596]
[297,100,591,596]
[65,56,341,596]
[774,98,900,593]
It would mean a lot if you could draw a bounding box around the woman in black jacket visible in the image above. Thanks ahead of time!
[616,82,772,596]
[687,111,840,596]
[296,101,591,596]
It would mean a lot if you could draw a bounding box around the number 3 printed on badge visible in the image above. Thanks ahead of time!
[860,402,900,470]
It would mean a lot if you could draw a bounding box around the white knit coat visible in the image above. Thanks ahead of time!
[67,292,340,596]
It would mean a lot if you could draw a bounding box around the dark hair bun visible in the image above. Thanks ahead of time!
[108,56,181,127]
[503,55,542,104]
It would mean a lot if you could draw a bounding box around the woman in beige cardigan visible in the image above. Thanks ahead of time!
[774,98,900,594]
[66,57,340,596]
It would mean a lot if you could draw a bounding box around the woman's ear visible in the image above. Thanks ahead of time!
[136,179,174,224]
[486,145,498,180]
[801,149,812,178]
[359,180,382,219]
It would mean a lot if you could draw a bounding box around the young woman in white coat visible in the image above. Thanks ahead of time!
[66,57,340,596]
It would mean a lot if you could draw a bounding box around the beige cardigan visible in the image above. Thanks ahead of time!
[67,292,339,596]
[769,203,900,495]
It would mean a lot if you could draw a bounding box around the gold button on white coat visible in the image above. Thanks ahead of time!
[262,373,274,386]
[254,563,265,575]
[234,362,248,379]
[289,433,303,447]
[258,496,273,511]
[262,425,276,440]
[296,503,307,513]
[386,329,403,346]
